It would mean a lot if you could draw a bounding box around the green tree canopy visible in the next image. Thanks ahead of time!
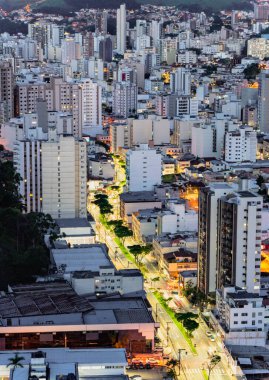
[0,162,60,290]
[182,318,199,336]
[243,63,261,80]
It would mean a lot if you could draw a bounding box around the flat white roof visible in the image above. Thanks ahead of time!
[0,348,127,366]
[52,247,111,272]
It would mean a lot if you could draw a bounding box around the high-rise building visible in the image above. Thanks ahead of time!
[14,139,44,213]
[83,31,95,58]
[42,134,87,219]
[80,79,102,127]
[0,61,14,120]
[254,0,269,20]
[224,127,257,163]
[126,144,162,192]
[110,120,131,153]
[216,191,262,293]
[95,10,108,34]
[198,183,234,295]
[170,68,191,95]
[258,71,269,133]
[99,37,113,62]
[116,4,126,55]
[112,82,137,118]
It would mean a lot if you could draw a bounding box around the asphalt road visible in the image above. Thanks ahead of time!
[88,201,234,380]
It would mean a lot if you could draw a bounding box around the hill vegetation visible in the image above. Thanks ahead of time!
[0,159,59,290]
[0,0,252,12]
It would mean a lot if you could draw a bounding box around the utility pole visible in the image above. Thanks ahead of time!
[178,348,186,376]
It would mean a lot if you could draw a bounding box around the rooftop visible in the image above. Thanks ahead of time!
[55,218,91,228]
[51,245,111,273]
[120,191,161,203]
[0,285,93,319]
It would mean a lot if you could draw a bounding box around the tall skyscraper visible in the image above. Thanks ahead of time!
[216,191,262,293]
[258,71,269,133]
[116,4,126,55]
[198,183,234,295]
[0,61,14,120]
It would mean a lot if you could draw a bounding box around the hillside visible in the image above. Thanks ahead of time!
[0,0,251,12]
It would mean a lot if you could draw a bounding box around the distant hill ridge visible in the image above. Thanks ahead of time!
[0,0,251,13]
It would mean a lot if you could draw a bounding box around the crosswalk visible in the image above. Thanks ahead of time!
[183,367,226,375]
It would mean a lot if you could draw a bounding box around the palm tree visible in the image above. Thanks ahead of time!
[7,353,25,370]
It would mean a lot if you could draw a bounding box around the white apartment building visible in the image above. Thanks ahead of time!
[116,4,126,54]
[247,38,269,59]
[166,199,198,232]
[215,287,266,346]
[170,67,191,95]
[14,139,43,213]
[16,77,84,138]
[176,96,198,117]
[112,82,138,118]
[80,78,102,127]
[225,127,257,163]
[110,119,131,152]
[72,267,143,295]
[42,134,87,219]
[217,191,262,293]
[191,117,233,159]
[126,144,162,192]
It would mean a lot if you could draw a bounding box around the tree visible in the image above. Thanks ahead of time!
[175,312,198,322]
[128,244,152,265]
[166,359,179,379]
[7,353,25,369]
[243,63,261,80]
[257,174,265,188]
[0,162,60,290]
[107,220,123,229]
[207,355,221,379]
[114,225,132,243]
[93,194,113,215]
[0,161,22,210]
[182,318,199,336]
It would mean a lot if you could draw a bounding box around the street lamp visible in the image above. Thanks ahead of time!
[166,321,173,347]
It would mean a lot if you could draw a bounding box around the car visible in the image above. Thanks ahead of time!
[206,331,212,337]
[130,376,142,380]
[210,335,216,342]
[146,358,159,364]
